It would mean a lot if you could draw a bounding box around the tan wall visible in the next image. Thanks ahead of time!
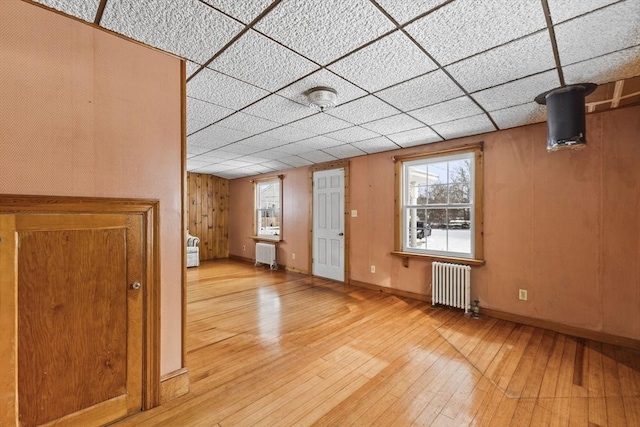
[229,106,640,341]
[229,167,310,272]
[0,1,183,374]
[187,173,229,260]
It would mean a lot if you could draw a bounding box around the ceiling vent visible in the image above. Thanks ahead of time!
[535,83,597,152]
[307,87,338,111]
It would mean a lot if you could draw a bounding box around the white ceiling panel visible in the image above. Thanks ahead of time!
[242,94,315,124]
[201,0,274,24]
[244,164,277,174]
[186,159,213,170]
[298,150,339,163]
[325,126,381,143]
[217,169,254,179]
[280,156,313,167]
[297,136,346,149]
[237,134,290,149]
[187,145,213,156]
[192,150,242,162]
[261,160,294,170]
[289,113,353,135]
[563,46,640,85]
[491,103,547,130]
[548,0,619,25]
[187,68,269,110]
[362,114,425,135]
[187,97,234,134]
[236,155,271,164]
[217,143,264,155]
[351,137,400,154]
[409,96,483,126]
[375,0,450,25]
[431,114,496,139]
[254,149,293,160]
[327,96,400,125]
[193,164,237,174]
[208,30,319,92]
[555,1,640,66]
[445,31,556,93]
[272,143,316,155]
[261,126,317,143]
[216,112,280,134]
[217,159,252,168]
[376,69,464,112]
[32,0,100,22]
[323,144,367,159]
[472,70,560,112]
[254,0,395,65]
[101,0,244,63]
[186,61,202,79]
[188,125,250,149]
[387,127,443,147]
[278,69,367,107]
[405,0,547,66]
[328,31,438,92]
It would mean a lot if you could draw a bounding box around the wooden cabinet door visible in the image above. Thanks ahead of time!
[14,213,143,426]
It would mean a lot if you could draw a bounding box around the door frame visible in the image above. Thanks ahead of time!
[308,160,350,283]
[0,194,161,426]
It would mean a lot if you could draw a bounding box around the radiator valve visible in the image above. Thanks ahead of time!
[471,300,480,319]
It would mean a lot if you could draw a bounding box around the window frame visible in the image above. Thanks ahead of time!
[393,144,484,265]
[253,175,283,241]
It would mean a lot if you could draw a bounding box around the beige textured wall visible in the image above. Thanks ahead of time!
[229,106,640,340]
[0,1,183,374]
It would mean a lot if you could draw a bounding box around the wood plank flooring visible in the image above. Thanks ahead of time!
[113,259,640,426]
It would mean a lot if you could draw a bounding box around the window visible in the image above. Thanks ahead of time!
[396,145,483,262]
[255,176,282,239]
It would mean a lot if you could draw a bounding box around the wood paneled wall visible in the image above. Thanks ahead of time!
[187,173,229,260]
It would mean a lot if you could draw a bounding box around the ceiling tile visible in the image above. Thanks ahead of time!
[216,112,280,134]
[218,143,264,155]
[218,159,252,168]
[237,155,272,164]
[272,143,315,155]
[277,69,367,107]
[242,94,315,124]
[187,67,269,110]
[405,0,547,66]
[431,114,496,139]
[325,126,381,143]
[351,137,399,154]
[361,114,425,135]
[186,61,202,79]
[209,29,319,92]
[409,96,483,126]
[261,126,317,143]
[254,149,292,160]
[188,124,250,149]
[32,0,100,22]
[261,160,294,170]
[326,95,399,125]
[298,150,338,163]
[297,136,346,150]
[280,156,313,167]
[201,0,274,24]
[323,144,367,159]
[289,113,352,135]
[548,0,618,24]
[193,164,236,174]
[563,46,640,85]
[375,0,450,25]
[491,103,547,130]
[555,1,640,66]
[218,169,253,179]
[445,31,556,93]
[387,127,443,147]
[254,0,395,65]
[375,69,464,112]
[187,145,213,156]
[328,31,438,92]
[245,164,277,174]
[187,97,234,134]
[237,134,289,149]
[186,159,213,171]
[101,0,244,63]
[471,70,560,112]
[192,151,241,162]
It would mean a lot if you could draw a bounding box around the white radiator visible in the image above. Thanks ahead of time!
[255,242,277,270]
[431,262,471,314]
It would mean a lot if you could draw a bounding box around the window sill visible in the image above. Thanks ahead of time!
[390,251,485,268]
[252,236,282,243]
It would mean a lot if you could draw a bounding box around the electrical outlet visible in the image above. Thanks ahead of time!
[370,265,375,274]
[351,210,358,217]
[519,289,528,301]
[242,245,246,251]
[292,253,296,260]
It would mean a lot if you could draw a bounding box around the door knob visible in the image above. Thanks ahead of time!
[338,232,344,236]
[131,282,141,290]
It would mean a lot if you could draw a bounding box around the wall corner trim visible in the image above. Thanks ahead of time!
[160,368,190,405]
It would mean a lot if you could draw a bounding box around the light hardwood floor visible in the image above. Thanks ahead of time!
[113,259,640,426]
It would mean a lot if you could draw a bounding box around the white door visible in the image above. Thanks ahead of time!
[313,168,345,282]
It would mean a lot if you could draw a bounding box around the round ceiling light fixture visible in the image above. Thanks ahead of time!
[306,86,338,111]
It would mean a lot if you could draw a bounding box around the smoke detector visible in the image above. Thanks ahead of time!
[307,87,338,111]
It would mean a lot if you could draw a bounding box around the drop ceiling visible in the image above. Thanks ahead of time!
[32,0,640,179]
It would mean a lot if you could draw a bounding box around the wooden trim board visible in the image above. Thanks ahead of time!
[160,368,190,405]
